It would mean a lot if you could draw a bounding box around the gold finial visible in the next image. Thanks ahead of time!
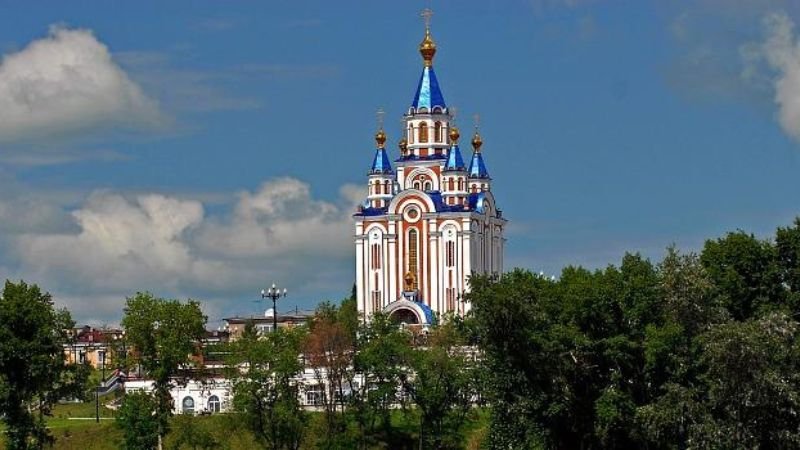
[471,130,483,152]
[375,129,386,148]
[398,137,408,155]
[375,107,386,148]
[419,8,436,67]
[472,113,483,151]
[449,126,460,144]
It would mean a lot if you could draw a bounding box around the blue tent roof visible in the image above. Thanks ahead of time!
[416,301,435,325]
[370,148,393,175]
[443,144,466,172]
[411,66,446,111]
[468,151,490,179]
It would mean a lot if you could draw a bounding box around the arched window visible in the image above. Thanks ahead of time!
[208,395,221,413]
[413,181,421,190]
[408,229,419,290]
[448,178,454,191]
[434,121,442,142]
[424,181,432,191]
[182,396,195,415]
[458,179,464,191]
[419,122,429,143]
[384,180,390,194]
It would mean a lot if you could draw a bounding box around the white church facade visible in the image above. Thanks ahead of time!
[354,19,506,326]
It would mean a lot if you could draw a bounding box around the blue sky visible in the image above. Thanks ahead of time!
[2,0,800,326]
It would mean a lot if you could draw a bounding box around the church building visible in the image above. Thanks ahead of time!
[354,15,506,326]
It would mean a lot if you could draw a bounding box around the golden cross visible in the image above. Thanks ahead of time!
[421,8,433,29]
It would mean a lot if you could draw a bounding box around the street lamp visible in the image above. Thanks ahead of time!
[261,283,287,332]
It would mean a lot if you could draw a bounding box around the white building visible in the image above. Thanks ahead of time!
[354,19,506,326]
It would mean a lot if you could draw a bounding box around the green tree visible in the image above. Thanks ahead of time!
[228,323,307,450]
[693,313,800,448]
[0,280,86,450]
[350,312,411,448]
[701,231,783,320]
[117,391,160,450]
[401,321,477,450]
[121,293,207,448]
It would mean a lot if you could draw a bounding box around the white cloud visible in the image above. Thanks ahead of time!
[750,12,800,142]
[10,178,363,324]
[0,26,165,143]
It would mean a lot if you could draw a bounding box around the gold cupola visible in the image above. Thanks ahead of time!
[375,129,387,149]
[449,126,460,144]
[471,130,483,152]
[419,9,437,67]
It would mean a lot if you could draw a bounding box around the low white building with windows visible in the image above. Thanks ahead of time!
[124,378,231,415]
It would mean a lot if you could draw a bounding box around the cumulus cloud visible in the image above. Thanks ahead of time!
[746,12,800,142]
[0,26,165,143]
[10,178,362,324]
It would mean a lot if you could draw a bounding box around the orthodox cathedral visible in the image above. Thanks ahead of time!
[354,15,506,326]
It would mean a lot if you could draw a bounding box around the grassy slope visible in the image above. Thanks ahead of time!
[1,403,489,449]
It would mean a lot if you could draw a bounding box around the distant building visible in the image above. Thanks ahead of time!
[64,326,125,370]
[222,308,313,340]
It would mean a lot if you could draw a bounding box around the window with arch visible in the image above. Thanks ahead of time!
[407,228,419,290]
[413,181,421,190]
[208,395,221,413]
[448,178,454,191]
[419,122,429,143]
[182,396,195,415]
[424,181,432,191]
[434,121,442,142]
[458,179,464,191]
[384,180,390,194]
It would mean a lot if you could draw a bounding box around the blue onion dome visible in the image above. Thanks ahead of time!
[468,130,490,178]
[444,127,466,172]
[370,129,393,175]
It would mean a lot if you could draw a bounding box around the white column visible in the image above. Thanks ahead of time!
[355,223,365,316]
[428,219,439,316]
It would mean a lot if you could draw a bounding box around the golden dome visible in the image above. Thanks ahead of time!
[471,130,483,152]
[398,137,408,154]
[419,27,436,67]
[449,126,460,143]
[375,129,386,148]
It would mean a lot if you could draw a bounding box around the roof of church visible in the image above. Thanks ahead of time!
[355,191,489,217]
[370,147,393,175]
[443,144,466,171]
[469,151,490,179]
[411,66,446,111]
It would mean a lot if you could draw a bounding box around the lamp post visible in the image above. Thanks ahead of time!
[261,283,287,332]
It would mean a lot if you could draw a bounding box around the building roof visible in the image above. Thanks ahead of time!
[468,150,490,179]
[369,147,393,175]
[443,144,466,172]
[411,66,446,111]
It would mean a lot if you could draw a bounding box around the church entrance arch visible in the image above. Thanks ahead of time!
[389,307,420,325]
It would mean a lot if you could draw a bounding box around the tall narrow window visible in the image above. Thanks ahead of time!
[448,178,454,191]
[384,180,390,194]
[419,122,429,143]
[446,241,455,267]
[434,121,442,142]
[370,244,382,269]
[408,229,418,290]
[409,125,415,144]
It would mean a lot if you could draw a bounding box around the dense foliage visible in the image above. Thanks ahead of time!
[120,293,207,447]
[470,218,800,449]
[0,280,88,450]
